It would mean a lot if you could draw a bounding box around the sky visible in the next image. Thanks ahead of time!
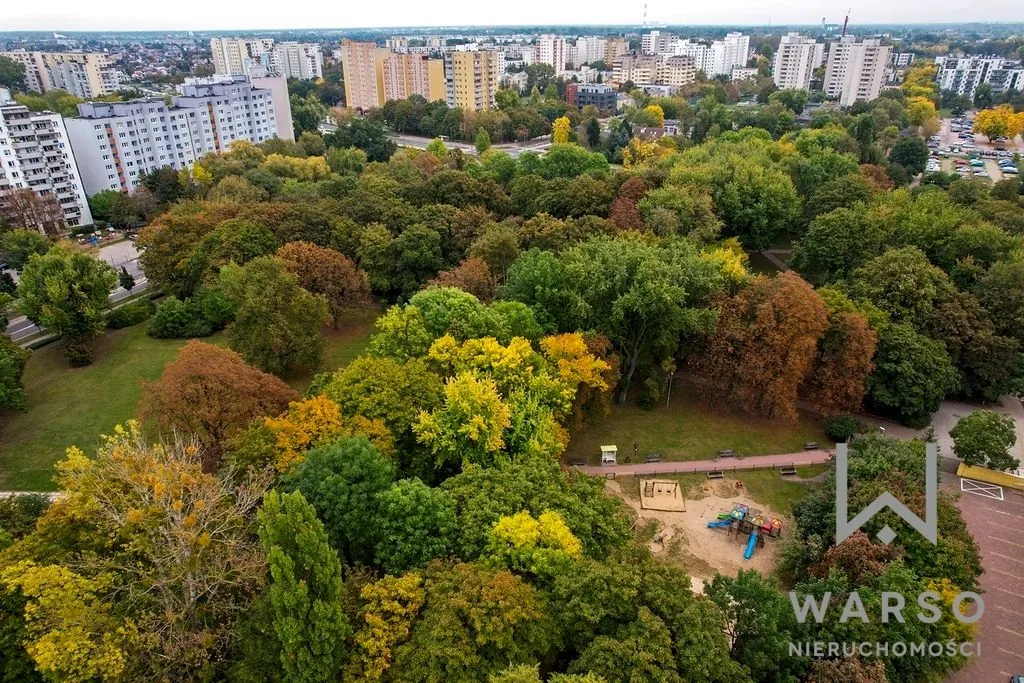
[4,0,1023,31]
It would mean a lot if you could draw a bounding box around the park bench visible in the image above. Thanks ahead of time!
[567,458,586,467]
[779,465,798,477]
[804,442,819,450]
[644,453,664,464]
[706,470,725,480]
[713,449,742,462]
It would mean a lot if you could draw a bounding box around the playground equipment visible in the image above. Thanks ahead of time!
[706,504,783,560]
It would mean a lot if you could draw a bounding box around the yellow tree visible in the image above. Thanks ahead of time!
[622,137,659,169]
[414,373,511,469]
[645,103,666,127]
[264,395,395,471]
[906,96,937,128]
[485,510,583,578]
[974,105,1024,140]
[552,116,572,144]
[346,573,426,682]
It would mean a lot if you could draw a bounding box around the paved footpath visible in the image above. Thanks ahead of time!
[572,449,832,477]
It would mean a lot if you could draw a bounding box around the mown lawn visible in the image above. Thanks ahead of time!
[564,392,828,465]
[0,309,379,491]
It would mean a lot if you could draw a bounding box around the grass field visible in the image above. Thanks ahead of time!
[616,465,829,516]
[564,393,828,466]
[0,309,379,491]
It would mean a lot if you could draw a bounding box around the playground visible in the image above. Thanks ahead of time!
[608,469,823,586]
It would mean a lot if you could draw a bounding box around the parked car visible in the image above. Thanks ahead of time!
[973,170,989,177]
[969,159,984,167]
[1003,167,1019,174]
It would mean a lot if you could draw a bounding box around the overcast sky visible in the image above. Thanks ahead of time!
[4,0,1023,32]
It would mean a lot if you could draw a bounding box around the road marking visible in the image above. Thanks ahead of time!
[993,586,1024,600]
[990,551,1024,566]
[996,626,1024,640]
[989,536,1024,550]
[999,647,1024,661]
[990,567,1024,581]
[995,605,1024,618]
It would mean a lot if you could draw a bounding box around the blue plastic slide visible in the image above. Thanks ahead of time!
[706,519,733,529]
[744,530,759,559]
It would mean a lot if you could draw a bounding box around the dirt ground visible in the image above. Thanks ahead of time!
[607,477,788,592]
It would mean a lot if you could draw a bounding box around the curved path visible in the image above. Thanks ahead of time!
[571,449,832,477]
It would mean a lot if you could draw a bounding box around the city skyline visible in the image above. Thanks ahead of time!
[4,0,1023,32]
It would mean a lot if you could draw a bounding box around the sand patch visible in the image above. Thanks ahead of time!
[609,477,786,580]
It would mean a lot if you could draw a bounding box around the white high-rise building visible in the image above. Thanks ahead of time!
[935,55,1024,99]
[65,78,281,196]
[269,43,324,80]
[641,31,675,55]
[707,32,750,77]
[575,36,608,66]
[0,50,122,99]
[0,88,92,229]
[211,38,322,80]
[537,35,569,73]
[824,37,892,106]
[210,38,275,77]
[674,40,709,72]
[773,33,825,91]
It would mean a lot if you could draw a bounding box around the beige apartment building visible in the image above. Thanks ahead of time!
[382,53,446,102]
[444,51,500,112]
[1,50,121,99]
[824,37,892,106]
[340,41,389,110]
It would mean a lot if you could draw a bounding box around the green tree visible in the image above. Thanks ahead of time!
[290,94,328,137]
[0,55,26,90]
[17,247,117,366]
[707,569,806,682]
[888,137,929,175]
[219,256,329,377]
[950,410,1019,471]
[283,437,396,565]
[0,334,30,411]
[414,373,512,471]
[768,88,809,114]
[475,128,492,155]
[850,247,952,325]
[375,479,458,573]
[0,229,50,271]
[117,266,135,292]
[257,490,350,682]
[866,322,960,425]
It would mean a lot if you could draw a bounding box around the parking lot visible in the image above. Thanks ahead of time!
[945,473,1024,682]
[929,114,1021,182]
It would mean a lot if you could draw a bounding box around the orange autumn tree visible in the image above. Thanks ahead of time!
[275,241,372,328]
[608,176,648,231]
[138,341,298,470]
[691,271,828,421]
[800,287,878,417]
[428,258,498,302]
[263,395,395,471]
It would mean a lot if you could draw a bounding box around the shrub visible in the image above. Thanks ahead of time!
[106,298,155,329]
[825,414,858,442]
[148,296,213,338]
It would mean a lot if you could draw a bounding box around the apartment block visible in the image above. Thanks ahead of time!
[0,88,92,229]
[613,54,696,90]
[341,41,388,110]
[575,36,608,66]
[65,78,280,196]
[772,33,824,91]
[641,31,676,55]
[566,83,617,114]
[269,43,324,80]
[0,50,122,98]
[935,56,1024,98]
[605,38,629,64]
[707,33,750,77]
[210,38,275,76]
[537,35,569,74]
[445,51,499,112]
[824,37,892,106]
[383,53,446,102]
